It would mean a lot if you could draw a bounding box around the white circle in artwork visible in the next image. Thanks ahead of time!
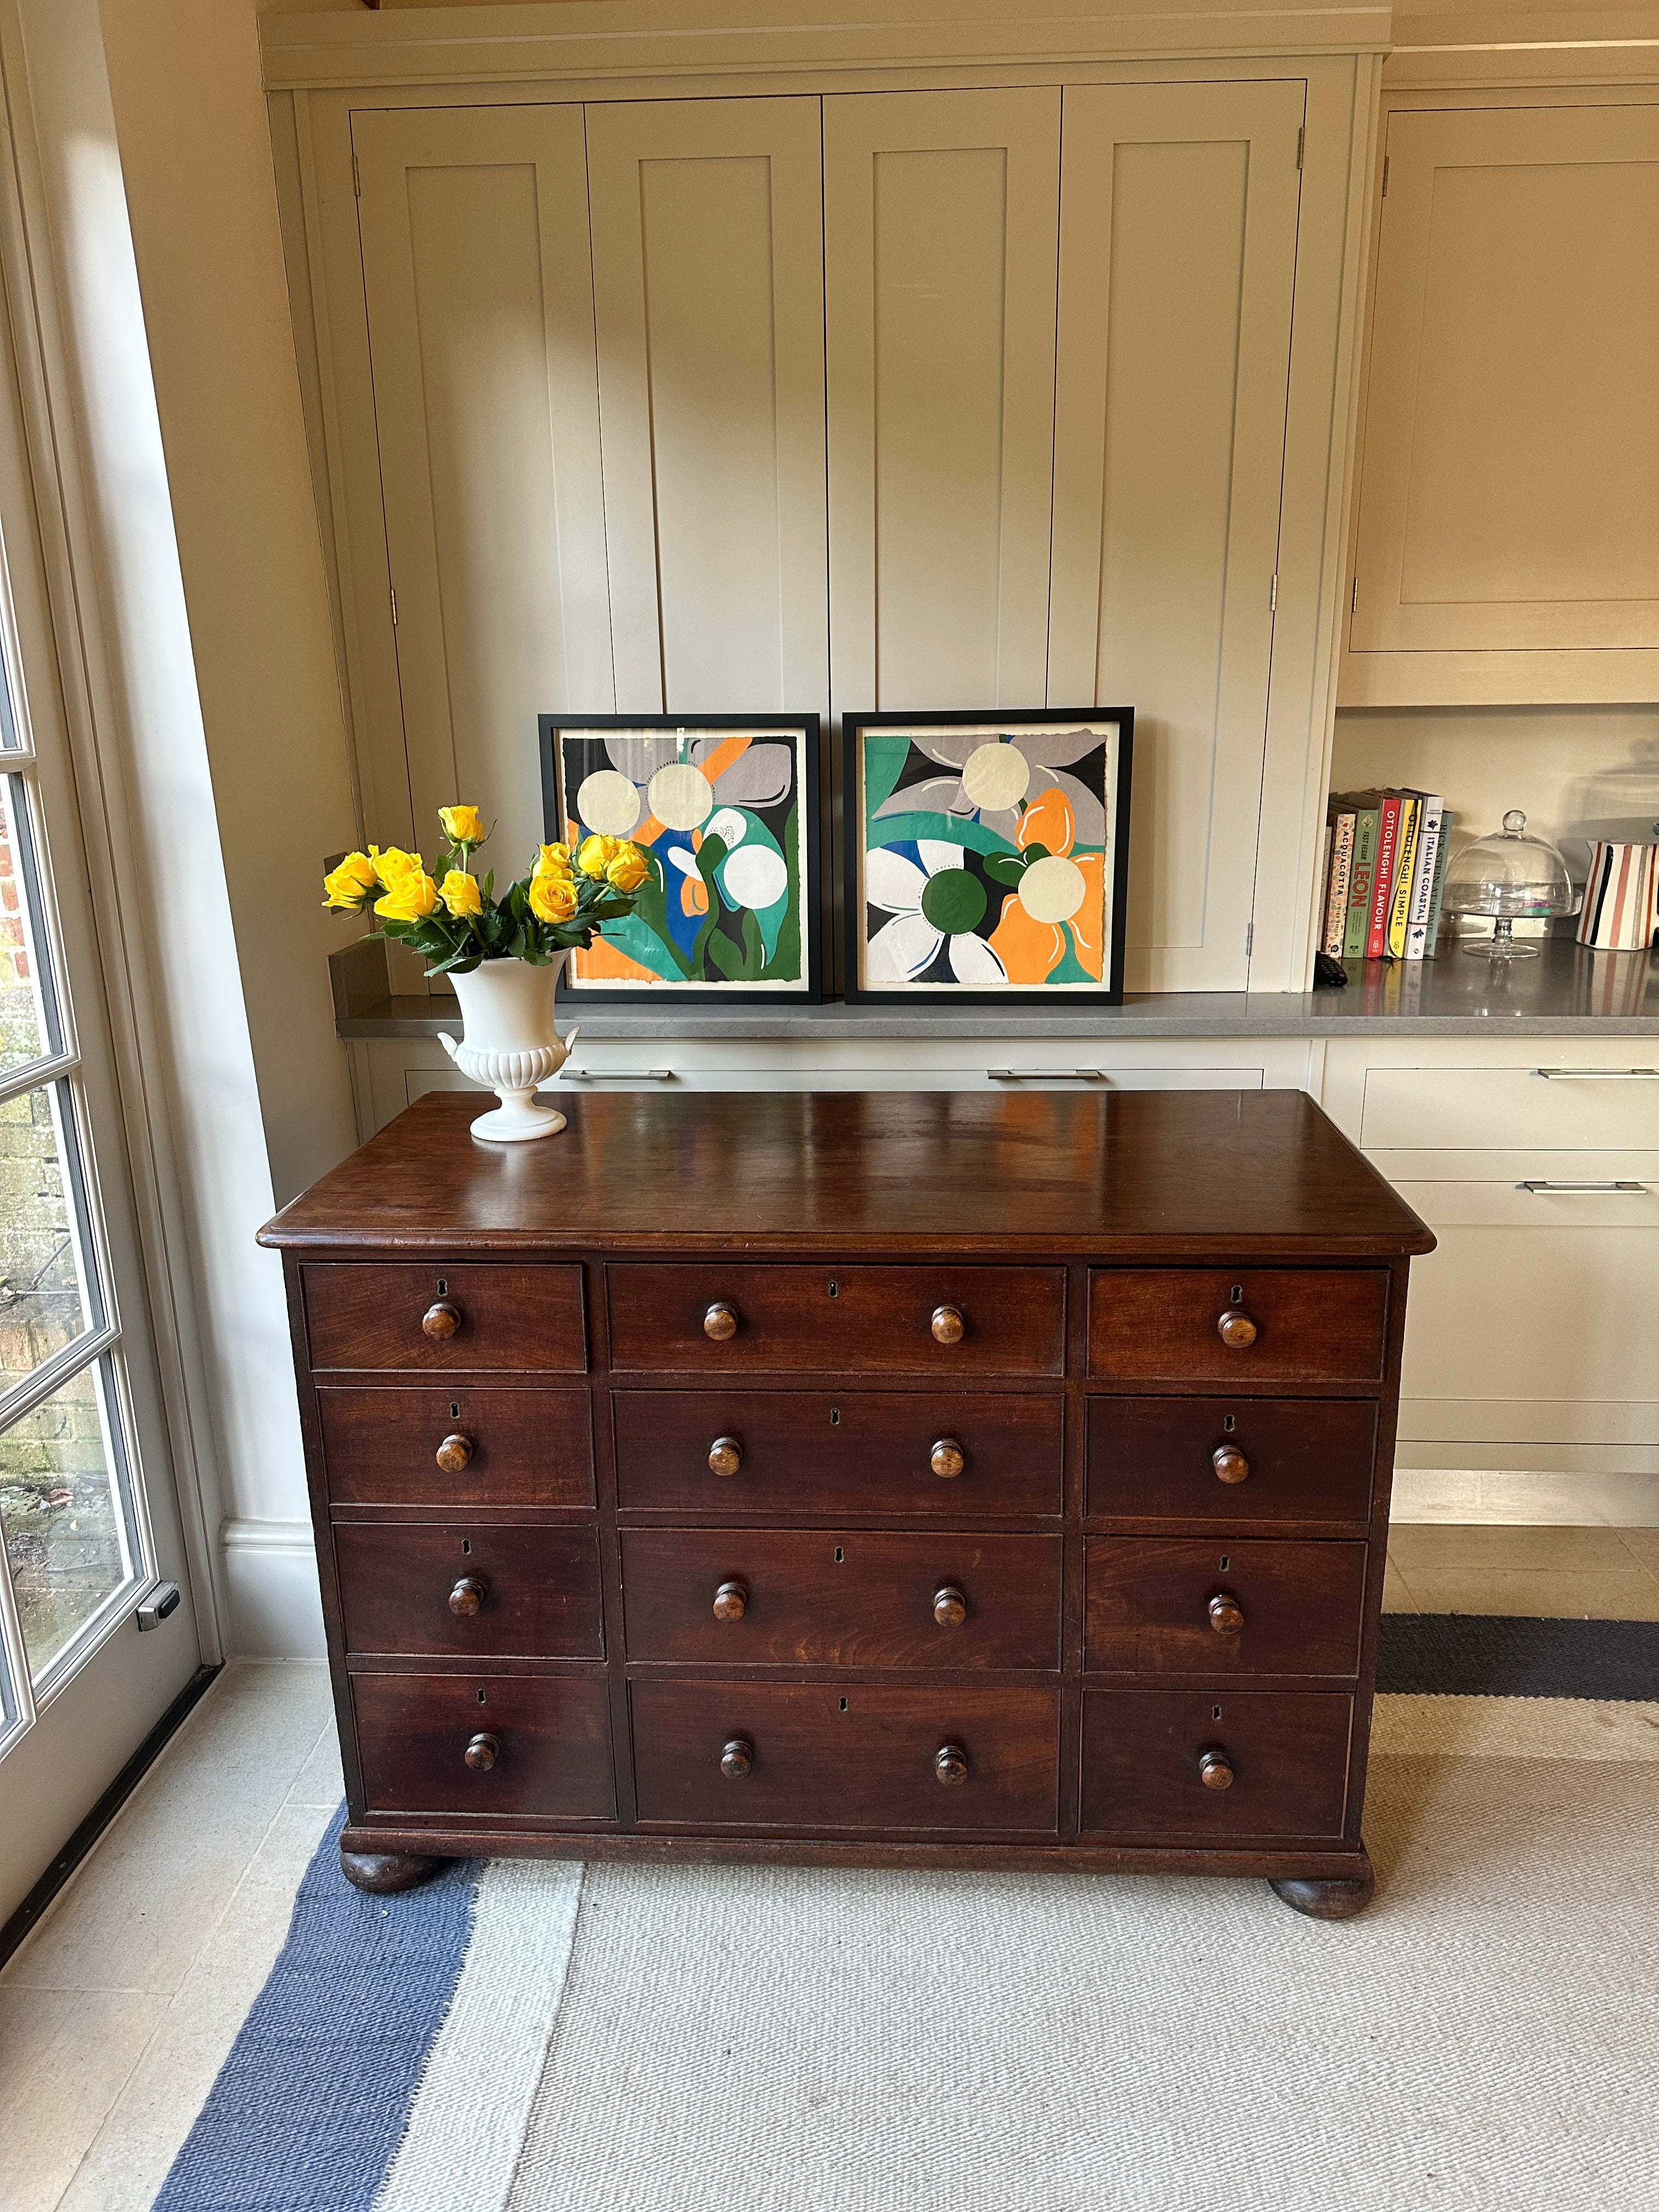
[721,844,788,912]
[575,769,641,837]
[648,763,715,832]
[707,806,748,848]
[1019,853,1087,924]
[960,741,1031,812]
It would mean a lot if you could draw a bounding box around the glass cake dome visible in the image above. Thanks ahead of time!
[1442,810,1579,960]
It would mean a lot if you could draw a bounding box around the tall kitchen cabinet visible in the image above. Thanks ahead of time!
[272,44,1374,996]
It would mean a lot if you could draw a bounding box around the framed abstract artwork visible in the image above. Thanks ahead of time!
[540,714,822,1002]
[843,709,1134,1003]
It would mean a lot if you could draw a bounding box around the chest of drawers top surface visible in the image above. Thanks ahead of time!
[259,1088,1432,1259]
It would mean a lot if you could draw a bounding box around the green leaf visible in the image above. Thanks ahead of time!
[759,802,801,981]
[868,811,1020,860]
[707,930,743,980]
[629,862,691,979]
[687,833,730,979]
[595,910,691,983]
[982,853,1028,888]
[740,906,763,979]
[1021,841,1051,865]
[861,733,912,822]
[1046,921,1094,986]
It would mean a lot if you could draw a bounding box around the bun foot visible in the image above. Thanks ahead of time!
[1269,1852,1375,1920]
[340,1845,448,1894]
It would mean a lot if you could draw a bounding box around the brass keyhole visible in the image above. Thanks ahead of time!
[477,1689,487,1705]
[834,1547,845,1564]
[1220,1555,1229,1570]
[437,1277,449,1296]
[831,1408,840,1426]
[1223,1414,1237,1434]
[828,1281,839,1298]
[462,1539,472,1556]
[1212,1705,1222,1720]
[839,1698,849,1712]
[1230,1282,1244,1304]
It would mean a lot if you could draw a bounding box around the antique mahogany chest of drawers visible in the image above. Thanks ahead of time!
[260,1087,1432,1919]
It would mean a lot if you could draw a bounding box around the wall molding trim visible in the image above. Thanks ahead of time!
[221,1517,325,1658]
[260,0,1395,91]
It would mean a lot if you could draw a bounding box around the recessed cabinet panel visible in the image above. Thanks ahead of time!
[1347,102,1659,699]
[1051,82,1304,991]
[585,99,829,714]
[352,107,612,865]
[825,90,1062,709]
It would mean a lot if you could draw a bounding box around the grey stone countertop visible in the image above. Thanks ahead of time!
[332,937,1659,1040]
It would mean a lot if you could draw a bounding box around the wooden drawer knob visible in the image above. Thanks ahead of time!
[422,1299,461,1340]
[448,1575,487,1617]
[930,1304,965,1346]
[703,1301,739,1342]
[708,1435,743,1477]
[930,1437,965,1479]
[712,1579,748,1622]
[436,1432,474,1474]
[1208,1593,1245,1635]
[1211,1443,1250,1485]
[720,1736,754,1780]
[1199,1749,1233,1791]
[932,1584,968,1628]
[1216,1307,1257,1349]
[464,1731,499,1772]
[934,1743,969,1786]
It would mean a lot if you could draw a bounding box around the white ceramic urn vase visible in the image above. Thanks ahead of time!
[438,954,579,1143]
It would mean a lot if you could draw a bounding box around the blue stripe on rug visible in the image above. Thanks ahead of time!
[153,1811,477,2212]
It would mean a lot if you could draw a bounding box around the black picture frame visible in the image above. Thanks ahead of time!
[842,707,1135,1006]
[540,712,823,1004]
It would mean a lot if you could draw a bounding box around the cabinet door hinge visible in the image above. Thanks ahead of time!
[1380,154,1390,199]
[1295,126,1304,172]
[1244,922,1254,958]
[1351,575,1359,617]
[390,585,398,628]
[352,150,361,200]
[1270,572,1278,613]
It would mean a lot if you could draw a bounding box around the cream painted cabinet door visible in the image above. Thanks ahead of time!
[1346,103,1659,703]
[352,106,612,867]
[824,90,1062,710]
[1051,82,1304,995]
[585,98,828,718]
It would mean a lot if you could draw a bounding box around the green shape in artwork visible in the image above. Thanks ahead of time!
[872,810,1019,860]
[1046,922,1094,986]
[919,867,988,935]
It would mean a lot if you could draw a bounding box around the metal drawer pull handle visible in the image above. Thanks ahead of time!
[561,1068,676,1082]
[988,1067,1108,1082]
[1533,1068,1658,1080]
[934,1743,970,1786]
[1519,1181,1647,1195]
[464,1732,499,1773]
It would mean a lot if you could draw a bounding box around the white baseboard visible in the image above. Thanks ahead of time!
[220,1519,326,1658]
[1391,1468,1659,1527]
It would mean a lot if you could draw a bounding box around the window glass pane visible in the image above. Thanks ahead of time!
[0,1358,138,1679]
[0,1081,100,1394]
[1,775,60,1071]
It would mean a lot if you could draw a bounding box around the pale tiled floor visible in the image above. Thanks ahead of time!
[4,1531,1658,2212]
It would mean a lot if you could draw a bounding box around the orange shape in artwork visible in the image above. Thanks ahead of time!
[1065,853,1106,979]
[573,938,659,985]
[1018,786,1075,857]
[988,890,1065,984]
[696,732,752,787]
[681,870,709,917]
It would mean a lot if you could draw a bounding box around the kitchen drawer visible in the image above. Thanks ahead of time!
[350,1672,615,1821]
[613,1390,1062,1516]
[1081,1689,1353,1839]
[303,1263,586,1373]
[318,1386,596,1508]
[606,1265,1064,1376]
[334,1522,604,1658]
[631,1679,1060,1832]
[1084,1538,1367,1677]
[1085,1398,1376,1526]
[1088,1269,1389,1384]
[621,1530,1062,1669]
[1361,1063,1659,1153]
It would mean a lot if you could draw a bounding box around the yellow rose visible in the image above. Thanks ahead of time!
[577,833,623,879]
[374,870,441,922]
[528,871,578,924]
[438,805,485,846]
[369,844,422,887]
[605,844,650,894]
[533,842,573,879]
[322,852,378,910]
[438,870,482,919]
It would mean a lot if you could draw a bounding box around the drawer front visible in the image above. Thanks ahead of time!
[622,1530,1062,1669]
[613,1390,1063,1516]
[1085,1398,1376,1526]
[1088,1269,1389,1384]
[607,1265,1065,1376]
[1081,1689,1352,1839]
[631,1679,1059,1832]
[351,1671,614,1821]
[318,1387,596,1508]
[1361,1063,1659,1153]
[335,1523,604,1658]
[1085,1538,1367,1677]
[303,1263,586,1374]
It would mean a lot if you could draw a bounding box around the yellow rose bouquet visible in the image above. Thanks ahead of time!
[323,806,653,977]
